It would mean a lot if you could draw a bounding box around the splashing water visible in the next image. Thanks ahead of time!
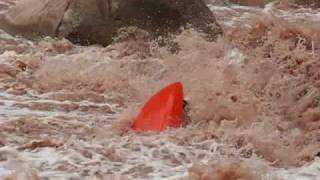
[0,0,320,179]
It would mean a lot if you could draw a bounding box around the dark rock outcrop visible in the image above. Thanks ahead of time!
[0,0,223,46]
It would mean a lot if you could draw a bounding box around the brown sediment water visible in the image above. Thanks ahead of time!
[0,0,320,179]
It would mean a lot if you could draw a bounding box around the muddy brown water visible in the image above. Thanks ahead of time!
[0,0,320,179]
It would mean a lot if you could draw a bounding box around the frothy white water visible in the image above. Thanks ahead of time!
[0,91,119,122]
[0,1,320,180]
[0,89,319,179]
[271,159,320,180]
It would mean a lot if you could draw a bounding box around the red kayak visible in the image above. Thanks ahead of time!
[132,82,184,132]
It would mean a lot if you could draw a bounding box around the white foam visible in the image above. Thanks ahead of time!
[0,2,319,180]
[269,159,320,179]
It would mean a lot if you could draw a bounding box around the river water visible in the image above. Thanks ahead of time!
[0,0,320,179]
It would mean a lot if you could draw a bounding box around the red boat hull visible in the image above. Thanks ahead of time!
[132,82,184,132]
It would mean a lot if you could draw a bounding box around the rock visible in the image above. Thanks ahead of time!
[113,0,222,40]
[0,0,70,38]
[58,0,117,46]
[0,0,222,46]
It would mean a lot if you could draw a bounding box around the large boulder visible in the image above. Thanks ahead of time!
[0,0,222,46]
[0,0,69,37]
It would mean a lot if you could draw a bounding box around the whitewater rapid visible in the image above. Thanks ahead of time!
[0,0,320,179]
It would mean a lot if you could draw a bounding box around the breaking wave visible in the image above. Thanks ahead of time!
[0,0,320,179]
